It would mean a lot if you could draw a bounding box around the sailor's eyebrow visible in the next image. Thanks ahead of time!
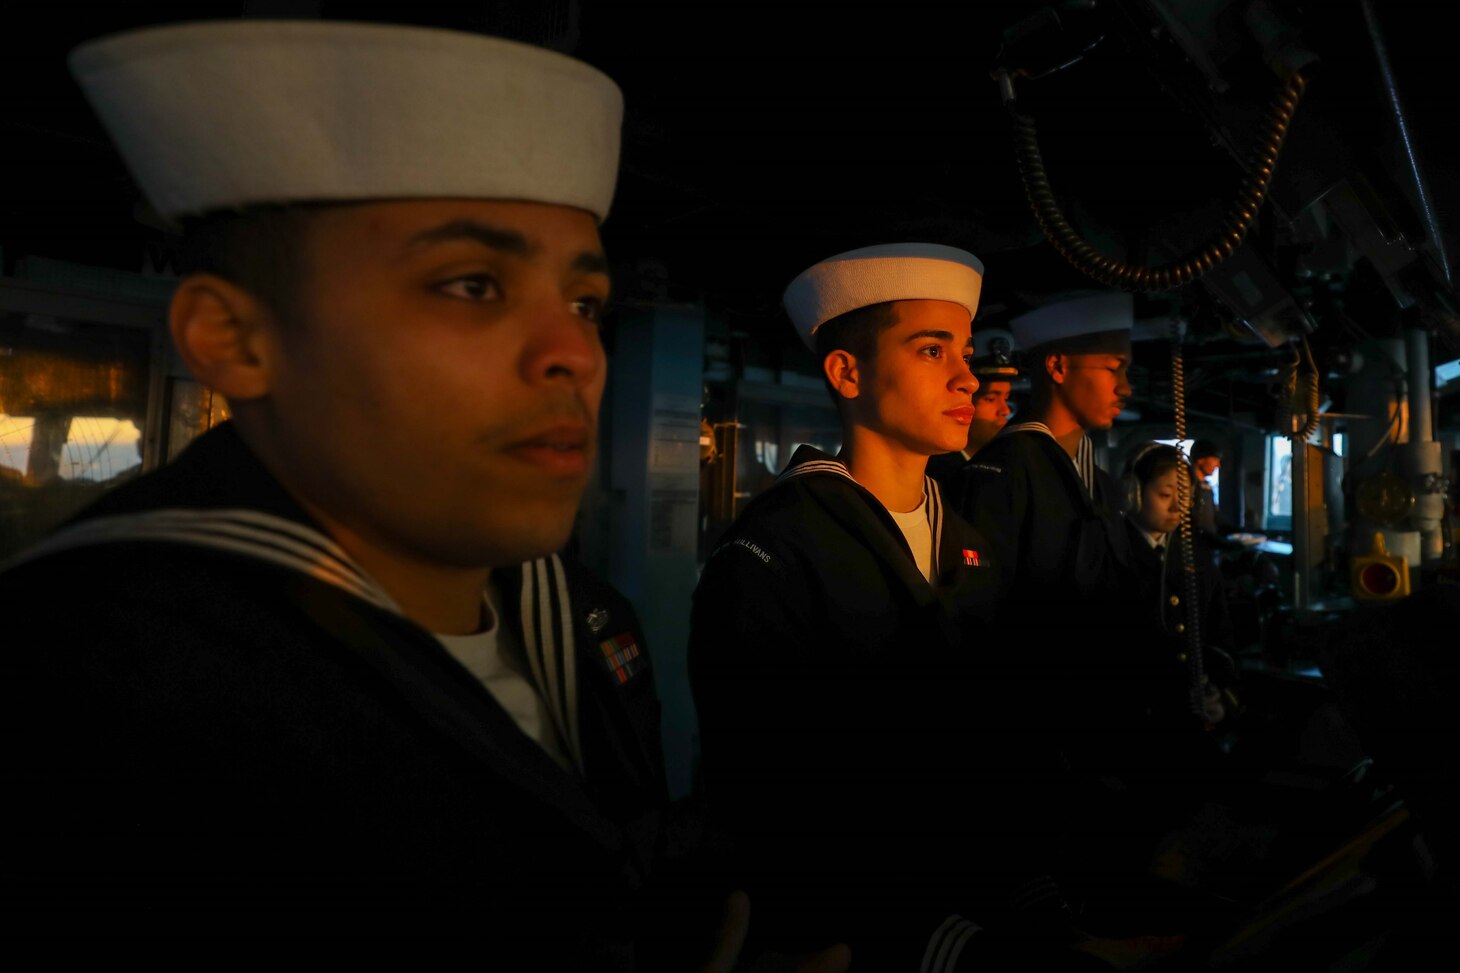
[570,251,610,276]
[404,222,609,281]
[404,220,536,256]
[903,329,957,343]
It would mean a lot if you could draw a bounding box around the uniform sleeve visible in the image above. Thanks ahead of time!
[689,537,1082,969]
[954,455,1029,585]
[688,536,846,946]
[689,537,820,794]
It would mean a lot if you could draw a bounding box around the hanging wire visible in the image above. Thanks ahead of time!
[1008,73,1306,291]
[1275,336,1322,440]
[1360,0,1451,285]
[1361,380,1405,464]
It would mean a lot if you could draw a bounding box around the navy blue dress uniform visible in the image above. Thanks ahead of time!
[952,295,1145,750]
[1,21,718,965]
[1116,519,1245,798]
[949,301,1178,913]
[925,448,974,492]
[0,423,709,964]
[688,447,1087,970]
[951,422,1164,832]
[692,245,1103,969]
[1124,522,1238,701]
[955,422,1137,628]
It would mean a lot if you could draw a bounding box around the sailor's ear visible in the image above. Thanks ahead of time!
[1045,352,1069,387]
[824,349,862,401]
[169,274,281,401]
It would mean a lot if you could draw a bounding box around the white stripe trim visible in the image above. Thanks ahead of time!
[927,916,981,973]
[521,564,548,710]
[525,561,548,689]
[535,558,559,748]
[1001,423,1096,498]
[522,556,585,776]
[921,915,964,973]
[4,508,398,614]
[1075,435,1096,498]
[783,457,947,579]
[778,460,857,484]
[926,476,944,577]
[1000,420,1055,438]
[942,921,982,971]
[1012,874,1062,909]
[922,911,981,970]
[550,554,585,774]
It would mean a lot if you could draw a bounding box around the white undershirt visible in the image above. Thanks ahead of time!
[435,583,572,771]
[888,498,935,582]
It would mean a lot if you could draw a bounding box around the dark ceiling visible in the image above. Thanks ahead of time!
[4,1,1457,424]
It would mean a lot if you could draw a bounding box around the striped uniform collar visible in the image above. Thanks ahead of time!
[517,554,585,775]
[998,421,1097,498]
[5,507,400,614]
[777,453,946,578]
[6,506,587,774]
[775,454,858,486]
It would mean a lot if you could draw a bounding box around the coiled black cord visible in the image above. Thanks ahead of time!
[1171,325,1207,719]
[1275,335,1322,440]
[1009,73,1306,291]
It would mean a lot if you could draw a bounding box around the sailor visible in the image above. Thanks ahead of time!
[951,293,1158,841]
[926,328,1021,495]
[954,292,1140,635]
[691,243,1125,970]
[1188,437,1234,545]
[0,20,712,965]
[1120,442,1237,732]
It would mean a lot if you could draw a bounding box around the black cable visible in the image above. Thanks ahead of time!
[1007,72,1306,291]
[1172,324,1207,720]
[1360,0,1452,285]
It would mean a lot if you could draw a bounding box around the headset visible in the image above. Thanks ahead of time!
[1121,440,1170,516]
[1123,442,1211,646]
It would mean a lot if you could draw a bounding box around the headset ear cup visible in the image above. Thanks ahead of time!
[1122,440,1165,516]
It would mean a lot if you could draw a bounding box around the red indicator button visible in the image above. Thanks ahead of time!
[1360,562,1399,595]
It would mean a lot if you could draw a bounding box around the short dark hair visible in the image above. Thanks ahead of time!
[1021,333,1131,391]
[177,204,330,325]
[813,301,901,402]
[1190,438,1220,461]
[1021,341,1074,393]
[813,301,900,363]
[1129,443,1185,487]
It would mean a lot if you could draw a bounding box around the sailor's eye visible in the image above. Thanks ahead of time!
[571,295,606,322]
[436,275,500,301]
